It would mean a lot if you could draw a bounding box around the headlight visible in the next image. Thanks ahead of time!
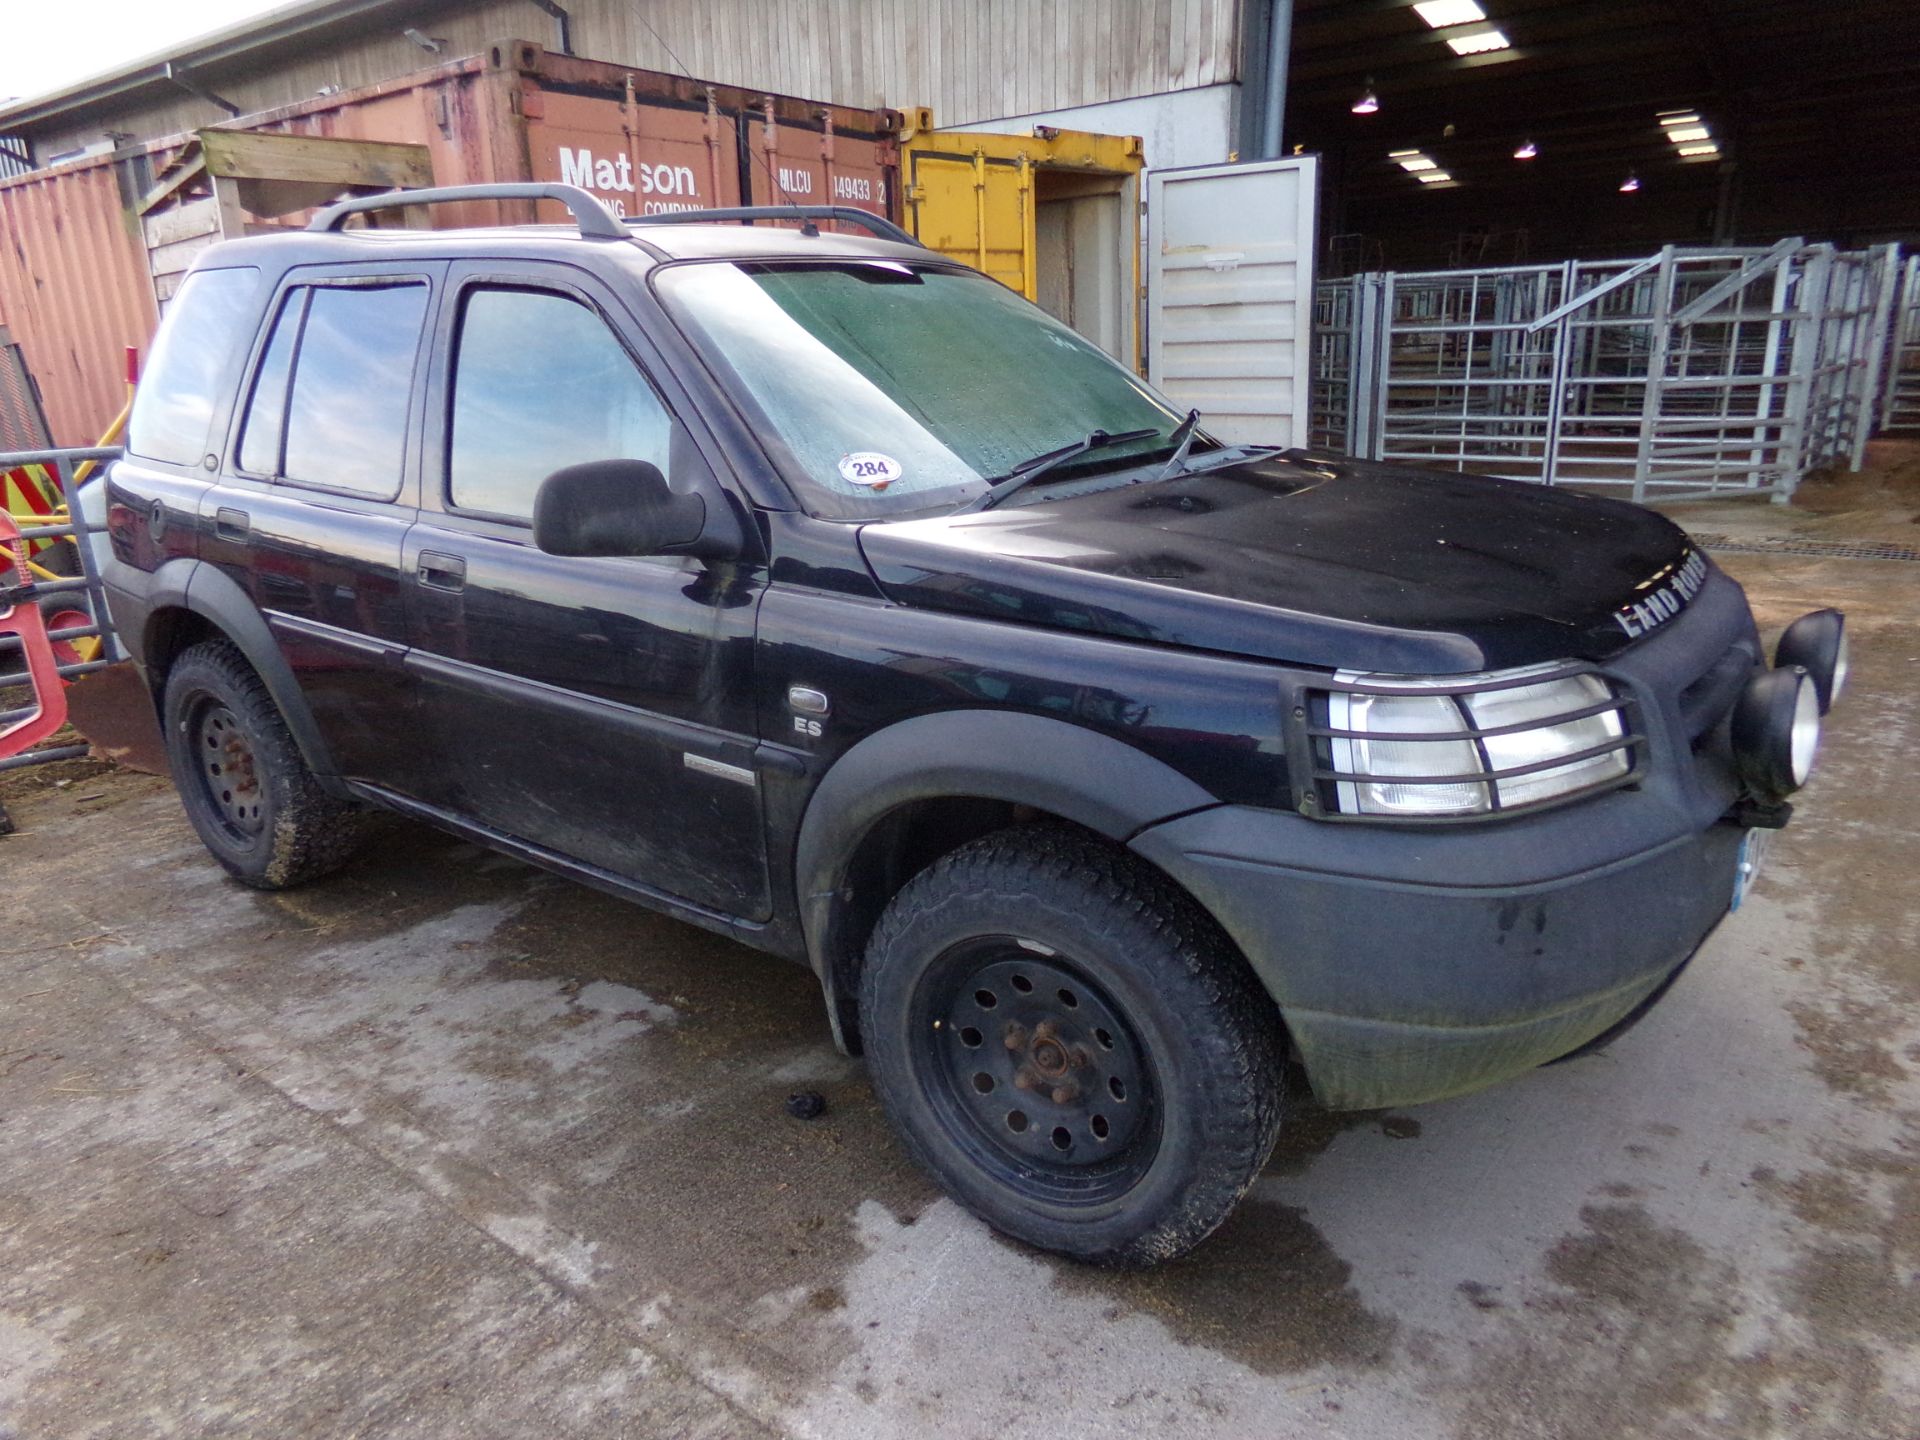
[1323,664,1634,818]
[1774,609,1847,713]
[1731,666,1822,798]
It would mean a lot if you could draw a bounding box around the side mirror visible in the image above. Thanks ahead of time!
[531,458,741,561]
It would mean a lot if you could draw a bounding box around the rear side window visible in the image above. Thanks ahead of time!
[446,287,674,521]
[237,280,429,498]
[128,267,260,466]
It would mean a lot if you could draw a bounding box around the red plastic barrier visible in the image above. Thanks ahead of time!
[0,512,69,761]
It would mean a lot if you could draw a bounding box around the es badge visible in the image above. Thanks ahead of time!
[838,452,903,490]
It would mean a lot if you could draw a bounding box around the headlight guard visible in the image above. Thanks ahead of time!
[1298,662,1644,822]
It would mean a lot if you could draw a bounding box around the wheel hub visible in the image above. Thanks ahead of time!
[920,944,1153,1174]
[195,703,265,837]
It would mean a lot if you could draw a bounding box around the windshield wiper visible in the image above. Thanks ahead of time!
[960,427,1161,513]
[1156,409,1204,480]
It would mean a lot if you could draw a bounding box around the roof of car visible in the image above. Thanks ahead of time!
[201,219,936,270]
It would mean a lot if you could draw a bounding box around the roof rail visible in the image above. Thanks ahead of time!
[625,206,924,248]
[307,183,628,240]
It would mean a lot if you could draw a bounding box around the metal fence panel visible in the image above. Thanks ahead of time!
[1315,241,1913,502]
[1884,254,1920,433]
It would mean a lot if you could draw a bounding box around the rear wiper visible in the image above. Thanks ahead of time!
[960,427,1160,513]
[1156,408,1203,479]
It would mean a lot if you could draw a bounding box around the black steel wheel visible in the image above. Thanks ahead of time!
[184,697,268,843]
[913,941,1161,1205]
[860,825,1287,1267]
[161,639,371,889]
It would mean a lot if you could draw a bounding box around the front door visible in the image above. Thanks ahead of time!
[403,261,770,920]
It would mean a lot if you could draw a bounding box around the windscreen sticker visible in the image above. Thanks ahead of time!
[837,452,903,490]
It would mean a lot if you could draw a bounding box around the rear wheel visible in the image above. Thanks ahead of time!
[859,825,1286,1266]
[161,639,370,888]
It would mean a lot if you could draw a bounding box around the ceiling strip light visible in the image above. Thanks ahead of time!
[1412,0,1486,27]
[1445,26,1512,55]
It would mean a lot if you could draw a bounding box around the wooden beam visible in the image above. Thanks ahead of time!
[196,129,434,191]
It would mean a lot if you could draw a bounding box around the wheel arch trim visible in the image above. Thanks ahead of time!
[794,709,1219,1049]
[143,559,342,784]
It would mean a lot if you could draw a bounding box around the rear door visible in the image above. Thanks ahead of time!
[402,260,771,920]
[203,262,441,788]
[1146,157,1319,448]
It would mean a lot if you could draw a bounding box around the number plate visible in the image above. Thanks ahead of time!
[1732,828,1774,911]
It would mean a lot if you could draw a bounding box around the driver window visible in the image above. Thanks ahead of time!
[447,286,674,521]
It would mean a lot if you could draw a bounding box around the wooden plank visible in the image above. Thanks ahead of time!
[147,231,216,279]
[141,195,219,250]
[197,129,434,190]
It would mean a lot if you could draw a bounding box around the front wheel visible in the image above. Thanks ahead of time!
[859,826,1286,1266]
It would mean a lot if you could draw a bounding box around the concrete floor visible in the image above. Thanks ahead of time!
[3,445,1917,1439]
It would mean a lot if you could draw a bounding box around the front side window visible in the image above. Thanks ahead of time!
[655,260,1183,519]
[129,267,260,467]
[447,287,674,521]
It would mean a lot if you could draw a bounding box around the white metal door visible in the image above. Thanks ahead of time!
[1147,157,1318,448]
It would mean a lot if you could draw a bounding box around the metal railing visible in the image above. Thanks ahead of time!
[1315,242,1911,503]
[1,446,127,776]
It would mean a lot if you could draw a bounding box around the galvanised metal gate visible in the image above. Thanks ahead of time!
[1316,241,1909,503]
[1883,253,1920,433]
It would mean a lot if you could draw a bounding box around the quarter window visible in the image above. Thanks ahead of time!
[128,267,260,467]
[447,287,674,521]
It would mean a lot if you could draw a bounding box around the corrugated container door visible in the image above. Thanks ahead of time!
[1146,157,1320,449]
[523,84,745,218]
[904,126,1143,369]
[741,99,896,224]
[903,143,1035,298]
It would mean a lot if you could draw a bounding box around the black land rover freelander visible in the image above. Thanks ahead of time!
[100,184,1848,1266]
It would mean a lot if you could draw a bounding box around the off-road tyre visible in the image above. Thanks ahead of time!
[859,824,1287,1267]
[161,639,370,889]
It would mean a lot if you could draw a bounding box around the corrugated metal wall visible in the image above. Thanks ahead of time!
[0,162,156,447]
[568,0,1244,124]
[27,0,1244,158]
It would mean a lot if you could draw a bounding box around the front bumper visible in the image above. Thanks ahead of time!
[1130,562,1763,1111]
[1132,803,1744,1109]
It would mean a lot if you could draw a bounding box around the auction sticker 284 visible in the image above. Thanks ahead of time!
[838,452,903,489]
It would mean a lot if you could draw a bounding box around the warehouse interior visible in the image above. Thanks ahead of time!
[1278,0,1920,270]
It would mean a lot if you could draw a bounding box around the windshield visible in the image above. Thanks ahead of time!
[654,260,1186,519]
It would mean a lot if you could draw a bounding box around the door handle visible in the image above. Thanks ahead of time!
[214,507,250,543]
[417,551,467,592]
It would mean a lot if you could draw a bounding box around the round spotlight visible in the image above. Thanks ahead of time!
[1732,667,1821,799]
[1774,609,1847,713]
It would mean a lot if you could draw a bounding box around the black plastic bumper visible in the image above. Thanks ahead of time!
[1130,800,1745,1110]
